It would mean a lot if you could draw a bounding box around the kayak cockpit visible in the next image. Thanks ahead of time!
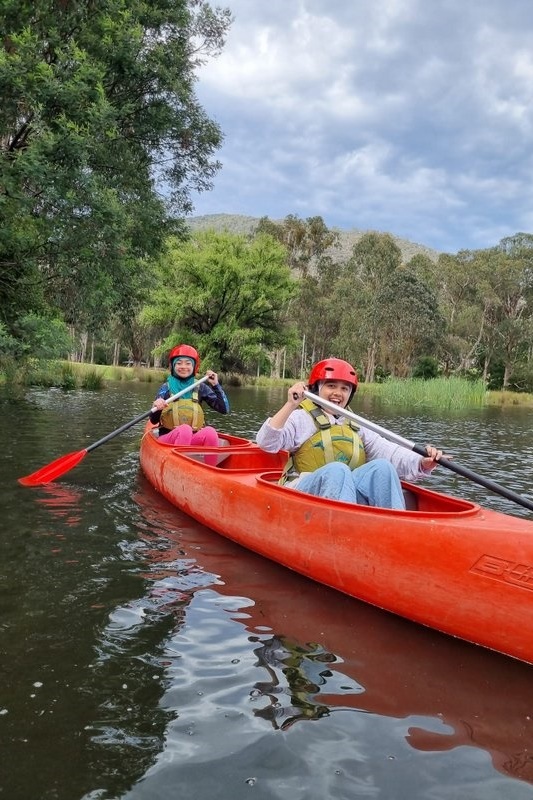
[152,429,481,517]
[254,470,480,516]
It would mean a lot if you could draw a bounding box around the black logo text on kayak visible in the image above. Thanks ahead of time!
[471,554,533,590]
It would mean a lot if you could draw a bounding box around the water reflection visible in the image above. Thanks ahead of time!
[6,383,533,800]
[35,482,84,526]
[251,636,342,730]
[125,477,533,792]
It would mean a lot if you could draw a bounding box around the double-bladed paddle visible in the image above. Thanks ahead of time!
[18,375,210,487]
[304,390,533,513]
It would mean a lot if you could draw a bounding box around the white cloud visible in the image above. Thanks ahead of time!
[190,0,533,252]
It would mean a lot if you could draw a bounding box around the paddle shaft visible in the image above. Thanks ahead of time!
[85,375,210,453]
[304,390,533,513]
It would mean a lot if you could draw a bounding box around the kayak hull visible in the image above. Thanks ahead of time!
[139,426,533,664]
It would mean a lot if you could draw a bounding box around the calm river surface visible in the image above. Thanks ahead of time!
[3,381,533,800]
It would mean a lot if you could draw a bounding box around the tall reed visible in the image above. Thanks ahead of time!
[377,377,487,409]
[80,369,104,390]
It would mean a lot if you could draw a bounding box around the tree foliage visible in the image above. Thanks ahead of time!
[432,241,533,386]
[14,313,73,359]
[0,0,231,336]
[333,232,403,381]
[257,215,342,372]
[141,230,297,371]
[256,214,339,277]
[374,271,445,377]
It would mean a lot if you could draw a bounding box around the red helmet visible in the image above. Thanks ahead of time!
[308,358,358,390]
[168,344,200,374]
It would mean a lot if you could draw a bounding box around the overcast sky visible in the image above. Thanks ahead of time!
[190,0,533,254]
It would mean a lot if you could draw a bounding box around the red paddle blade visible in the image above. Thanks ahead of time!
[18,448,88,486]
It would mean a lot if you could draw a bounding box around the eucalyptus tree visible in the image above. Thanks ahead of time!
[433,249,493,375]
[334,232,402,381]
[256,214,341,372]
[292,256,341,368]
[482,239,533,387]
[434,237,533,385]
[1,0,231,348]
[141,230,297,373]
[256,214,340,277]
[374,272,445,377]
[405,253,440,291]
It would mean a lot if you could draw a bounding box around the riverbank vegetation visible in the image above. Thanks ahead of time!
[3,4,533,400]
[3,361,532,410]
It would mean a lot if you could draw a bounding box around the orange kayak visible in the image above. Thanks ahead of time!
[139,425,533,665]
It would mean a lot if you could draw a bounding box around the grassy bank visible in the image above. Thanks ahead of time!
[65,361,167,385]
[0,359,167,391]
[2,360,533,409]
[364,378,533,408]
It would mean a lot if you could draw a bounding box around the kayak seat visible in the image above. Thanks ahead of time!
[150,431,252,466]
[178,439,233,465]
[175,448,287,470]
[403,488,418,510]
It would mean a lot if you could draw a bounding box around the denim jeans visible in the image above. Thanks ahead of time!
[295,459,406,510]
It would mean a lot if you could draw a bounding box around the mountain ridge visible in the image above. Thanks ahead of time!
[186,213,440,263]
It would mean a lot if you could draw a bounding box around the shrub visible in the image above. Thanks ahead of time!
[412,356,439,380]
[508,365,533,393]
[81,370,104,390]
[0,323,24,359]
[15,314,73,360]
[60,363,77,390]
[373,365,391,383]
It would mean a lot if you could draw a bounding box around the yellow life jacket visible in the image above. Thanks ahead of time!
[160,391,204,432]
[279,399,365,485]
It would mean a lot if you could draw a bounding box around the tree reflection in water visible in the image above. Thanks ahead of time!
[251,635,341,730]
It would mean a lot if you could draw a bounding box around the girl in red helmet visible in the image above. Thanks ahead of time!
[256,357,442,510]
[150,344,229,460]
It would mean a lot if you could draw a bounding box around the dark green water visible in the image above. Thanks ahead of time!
[3,382,533,799]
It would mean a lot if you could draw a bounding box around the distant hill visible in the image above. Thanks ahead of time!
[186,213,440,264]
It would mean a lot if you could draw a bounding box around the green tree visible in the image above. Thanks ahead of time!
[482,240,533,387]
[256,214,339,277]
[0,321,23,359]
[258,216,344,372]
[434,239,533,385]
[433,250,488,375]
[375,272,445,377]
[291,256,341,369]
[13,313,73,360]
[406,253,439,290]
[141,230,297,372]
[334,232,402,381]
[1,0,231,339]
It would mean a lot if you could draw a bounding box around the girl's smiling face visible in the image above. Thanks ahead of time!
[318,380,352,408]
[173,357,195,378]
